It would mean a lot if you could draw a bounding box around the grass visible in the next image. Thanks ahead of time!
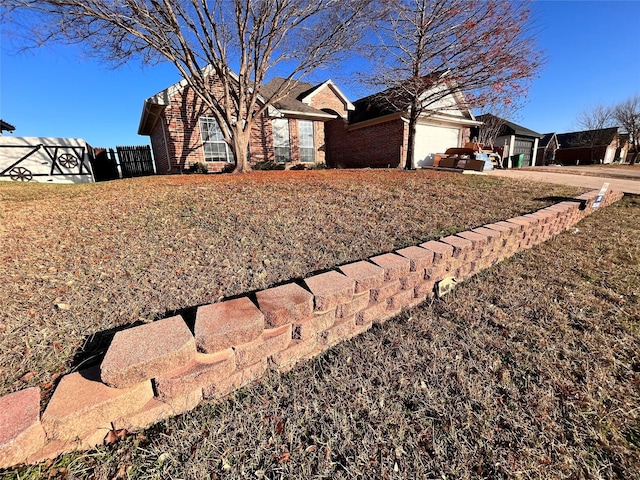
[2,179,638,479]
[0,170,583,399]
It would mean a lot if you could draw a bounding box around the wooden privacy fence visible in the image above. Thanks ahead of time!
[91,145,155,181]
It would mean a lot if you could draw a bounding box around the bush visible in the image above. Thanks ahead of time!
[289,163,327,171]
[289,163,307,170]
[222,163,236,174]
[188,162,209,174]
[252,160,285,171]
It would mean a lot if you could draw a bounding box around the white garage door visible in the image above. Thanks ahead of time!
[414,124,461,167]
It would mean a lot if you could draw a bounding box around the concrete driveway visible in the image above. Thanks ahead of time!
[486,166,640,195]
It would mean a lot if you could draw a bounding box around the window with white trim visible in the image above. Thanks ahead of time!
[199,116,234,163]
[299,120,315,163]
[272,118,291,163]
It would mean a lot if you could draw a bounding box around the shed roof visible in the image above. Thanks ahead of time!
[0,120,16,133]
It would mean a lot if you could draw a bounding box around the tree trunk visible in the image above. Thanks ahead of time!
[405,110,419,170]
[231,127,252,173]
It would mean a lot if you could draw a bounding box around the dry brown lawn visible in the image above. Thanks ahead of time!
[3,171,639,479]
[0,170,583,398]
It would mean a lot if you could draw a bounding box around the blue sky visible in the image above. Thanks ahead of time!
[1,0,639,147]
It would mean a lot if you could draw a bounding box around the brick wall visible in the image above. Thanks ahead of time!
[326,117,407,168]
[307,86,349,118]
[149,77,332,172]
[555,146,610,166]
[151,78,275,173]
[0,188,625,469]
[149,120,170,174]
[251,113,273,164]
[314,121,326,165]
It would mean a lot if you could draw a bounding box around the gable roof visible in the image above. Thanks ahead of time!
[138,66,252,135]
[538,132,556,148]
[138,70,343,134]
[349,74,476,125]
[0,120,15,133]
[475,114,542,138]
[298,79,355,114]
[259,78,344,119]
[556,127,620,148]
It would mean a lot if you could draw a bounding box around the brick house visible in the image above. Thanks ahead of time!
[325,81,481,169]
[138,72,354,173]
[552,128,629,165]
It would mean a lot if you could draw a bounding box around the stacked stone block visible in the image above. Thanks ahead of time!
[0,188,625,469]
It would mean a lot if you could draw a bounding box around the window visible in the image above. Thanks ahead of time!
[272,118,291,163]
[199,116,233,163]
[299,120,315,163]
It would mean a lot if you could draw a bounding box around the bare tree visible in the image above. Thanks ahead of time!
[5,0,374,173]
[473,114,506,149]
[574,104,617,163]
[576,104,615,132]
[473,98,524,149]
[613,96,640,164]
[364,0,543,169]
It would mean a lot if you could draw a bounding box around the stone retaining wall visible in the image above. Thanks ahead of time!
[0,188,625,469]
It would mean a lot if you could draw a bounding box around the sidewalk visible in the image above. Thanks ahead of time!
[487,168,640,195]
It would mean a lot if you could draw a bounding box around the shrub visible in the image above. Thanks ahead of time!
[289,163,307,170]
[189,162,209,174]
[252,160,285,171]
[222,163,236,173]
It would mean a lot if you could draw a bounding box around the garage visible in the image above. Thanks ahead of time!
[513,138,534,167]
[413,124,461,167]
[472,115,542,169]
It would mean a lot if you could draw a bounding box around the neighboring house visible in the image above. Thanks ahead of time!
[553,127,628,165]
[1,120,16,135]
[326,80,481,168]
[472,114,542,168]
[137,71,354,173]
[535,132,559,166]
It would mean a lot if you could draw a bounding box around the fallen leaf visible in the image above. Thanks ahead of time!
[104,430,118,446]
[274,418,284,435]
[104,423,128,446]
[21,372,37,382]
[277,451,291,464]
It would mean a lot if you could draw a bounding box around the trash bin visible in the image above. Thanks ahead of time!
[510,154,524,168]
